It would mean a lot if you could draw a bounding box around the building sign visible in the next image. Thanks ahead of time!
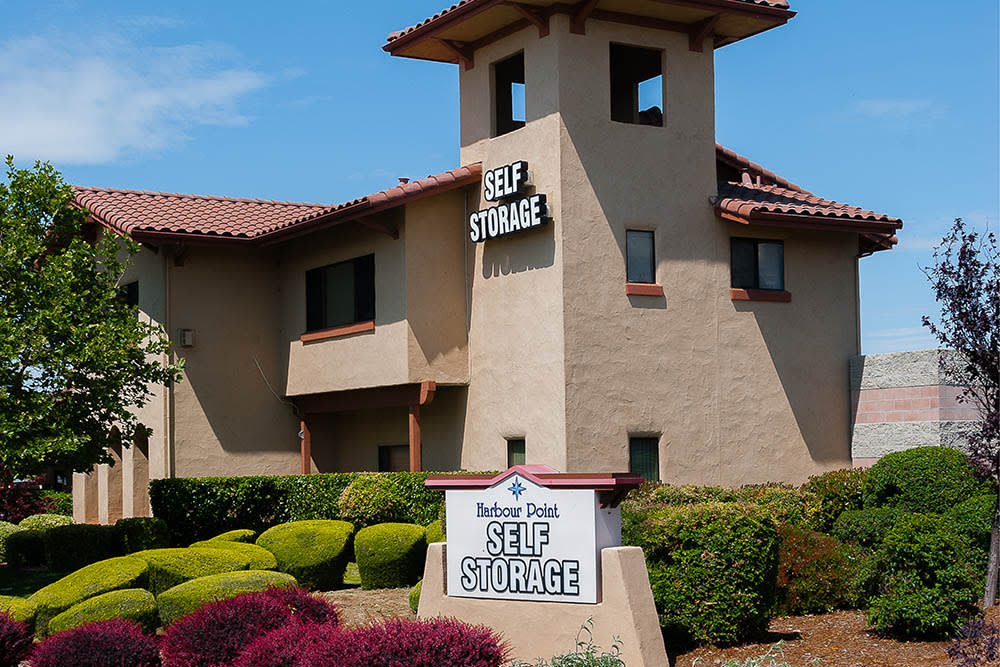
[469,161,549,243]
[443,470,621,604]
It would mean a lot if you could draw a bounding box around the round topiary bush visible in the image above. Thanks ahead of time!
[156,570,297,627]
[208,528,257,543]
[801,467,867,532]
[831,506,908,549]
[29,555,149,636]
[115,517,171,554]
[409,580,422,614]
[188,540,278,570]
[0,521,21,562]
[131,547,252,594]
[867,513,980,638]
[354,523,426,590]
[336,475,406,528]
[863,446,987,514]
[0,595,36,626]
[425,519,445,545]
[48,588,158,635]
[43,523,121,572]
[31,618,161,667]
[234,622,345,667]
[255,520,354,591]
[19,513,73,530]
[0,612,33,667]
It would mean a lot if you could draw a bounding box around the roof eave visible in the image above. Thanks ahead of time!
[719,208,903,236]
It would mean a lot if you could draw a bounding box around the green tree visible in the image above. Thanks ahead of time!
[0,157,182,478]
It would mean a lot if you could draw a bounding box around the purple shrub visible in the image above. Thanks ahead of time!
[31,618,160,667]
[259,587,338,626]
[0,612,32,667]
[947,618,1000,667]
[232,622,344,667]
[0,480,54,523]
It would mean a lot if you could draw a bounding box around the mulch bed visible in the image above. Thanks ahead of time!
[320,588,415,627]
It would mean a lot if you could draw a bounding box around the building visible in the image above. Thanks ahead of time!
[71,0,902,523]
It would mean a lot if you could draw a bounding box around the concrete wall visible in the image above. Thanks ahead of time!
[850,349,979,464]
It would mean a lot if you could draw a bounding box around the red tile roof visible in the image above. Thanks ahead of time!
[73,165,482,245]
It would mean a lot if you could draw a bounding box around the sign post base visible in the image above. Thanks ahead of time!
[418,543,668,666]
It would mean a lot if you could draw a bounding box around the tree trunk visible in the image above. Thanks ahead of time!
[985,475,1000,608]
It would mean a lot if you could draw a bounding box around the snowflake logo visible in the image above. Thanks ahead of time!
[507,477,526,501]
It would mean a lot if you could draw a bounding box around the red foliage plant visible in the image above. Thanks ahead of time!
[0,477,54,523]
[232,622,344,667]
[298,617,509,667]
[161,587,339,667]
[0,612,33,667]
[31,618,161,667]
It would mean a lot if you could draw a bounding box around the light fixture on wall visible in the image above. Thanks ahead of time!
[177,329,195,347]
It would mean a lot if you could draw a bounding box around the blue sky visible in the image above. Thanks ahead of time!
[2,1,997,354]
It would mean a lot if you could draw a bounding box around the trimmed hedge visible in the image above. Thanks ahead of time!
[776,524,865,615]
[19,513,73,530]
[832,506,908,549]
[48,588,158,635]
[131,547,252,595]
[156,570,297,626]
[425,519,445,545]
[0,521,20,562]
[256,520,354,590]
[43,523,120,571]
[5,529,45,568]
[189,540,278,570]
[150,472,443,543]
[39,490,73,516]
[116,517,171,554]
[208,529,257,543]
[0,595,36,625]
[629,502,780,645]
[801,468,867,532]
[31,618,161,667]
[29,555,149,636]
[409,580,422,614]
[947,494,995,566]
[863,446,987,514]
[355,523,426,590]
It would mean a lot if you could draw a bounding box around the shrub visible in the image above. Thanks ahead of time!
[425,519,445,544]
[39,490,73,516]
[234,622,344,667]
[255,520,354,590]
[189,540,278,570]
[0,612,32,667]
[0,595,37,625]
[44,523,121,571]
[156,570,297,627]
[337,475,407,528]
[732,484,822,530]
[863,446,986,513]
[299,617,508,667]
[116,517,171,554]
[631,502,779,645]
[0,481,54,524]
[831,507,907,549]
[509,618,624,667]
[6,528,45,567]
[0,520,20,562]
[946,493,996,567]
[48,588,158,635]
[355,523,426,590]
[208,528,257,543]
[259,586,338,626]
[801,468,867,532]
[409,580,422,613]
[866,513,980,638]
[29,555,149,636]
[775,524,864,615]
[947,618,1000,667]
[131,547,252,595]
[161,587,333,666]
[31,618,161,667]
[19,513,73,530]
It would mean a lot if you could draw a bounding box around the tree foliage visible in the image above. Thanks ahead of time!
[0,157,182,477]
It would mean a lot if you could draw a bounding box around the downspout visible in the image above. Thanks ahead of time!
[163,253,174,479]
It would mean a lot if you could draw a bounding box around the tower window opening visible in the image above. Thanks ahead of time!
[610,44,663,126]
[494,52,526,137]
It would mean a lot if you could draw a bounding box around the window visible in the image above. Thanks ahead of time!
[629,437,660,482]
[305,254,375,332]
[731,238,784,291]
[118,281,138,312]
[378,445,409,472]
[494,52,525,137]
[506,438,526,467]
[626,230,655,284]
[610,44,663,126]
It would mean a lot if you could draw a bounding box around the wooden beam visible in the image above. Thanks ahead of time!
[300,417,312,474]
[687,15,719,52]
[436,39,475,70]
[357,216,399,239]
[648,0,793,20]
[409,404,422,472]
[292,382,445,414]
[503,1,550,37]
[570,0,599,34]
[419,381,436,405]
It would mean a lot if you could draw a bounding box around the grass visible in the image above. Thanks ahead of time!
[343,561,361,586]
[0,566,69,597]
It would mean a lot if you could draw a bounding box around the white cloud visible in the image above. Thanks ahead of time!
[863,325,939,354]
[0,33,267,164]
[854,98,933,118]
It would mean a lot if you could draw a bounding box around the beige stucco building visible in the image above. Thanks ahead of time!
[71,0,902,523]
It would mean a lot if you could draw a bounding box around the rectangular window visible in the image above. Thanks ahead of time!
[506,438,526,467]
[730,238,784,291]
[305,254,375,332]
[610,44,663,126]
[378,445,409,472]
[119,281,139,309]
[626,230,655,284]
[494,52,526,137]
[629,437,660,483]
